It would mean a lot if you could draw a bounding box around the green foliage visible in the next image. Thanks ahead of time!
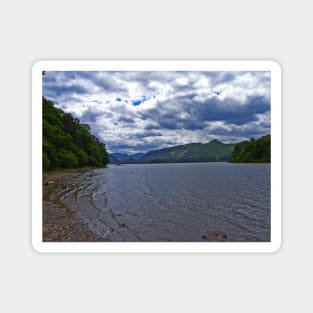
[42,97,109,171]
[43,152,50,171]
[229,135,270,163]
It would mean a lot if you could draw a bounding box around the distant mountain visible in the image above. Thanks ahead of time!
[131,153,145,160]
[110,152,145,164]
[229,135,270,163]
[110,135,270,165]
[109,154,120,164]
[139,139,234,163]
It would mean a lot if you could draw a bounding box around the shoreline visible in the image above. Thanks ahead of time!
[43,166,99,182]
[43,168,106,242]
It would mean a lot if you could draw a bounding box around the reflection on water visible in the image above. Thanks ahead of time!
[56,163,270,242]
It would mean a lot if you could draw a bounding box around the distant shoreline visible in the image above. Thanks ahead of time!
[109,161,270,165]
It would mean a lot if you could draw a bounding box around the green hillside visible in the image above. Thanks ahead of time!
[43,97,109,171]
[229,135,270,163]
[140,139,234,163]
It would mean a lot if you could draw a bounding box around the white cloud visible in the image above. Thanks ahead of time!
[43,71,271,153]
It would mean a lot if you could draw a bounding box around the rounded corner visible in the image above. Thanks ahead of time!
[32,240,44,254]
[269,239,282,253]
[268,59,282,74]
[32,60,46,74]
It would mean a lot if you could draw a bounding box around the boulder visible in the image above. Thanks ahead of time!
[201,230,228,241]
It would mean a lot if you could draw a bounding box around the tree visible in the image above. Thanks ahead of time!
[42,97,109,171]
[229,135,271,163]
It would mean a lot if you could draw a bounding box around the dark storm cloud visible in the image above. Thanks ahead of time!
[43,71,125,97]
[135,131,163,139]
[139,93,269,130]
[43,70,271,154]
[144,123,160,130]
[79,107,106,123]
[118,116,136,124]
[193,95,270,125]
[77,71,127,93]
[45,84,89,97]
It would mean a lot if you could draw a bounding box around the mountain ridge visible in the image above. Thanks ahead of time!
[110,139,235,164]
[109,135,271,164]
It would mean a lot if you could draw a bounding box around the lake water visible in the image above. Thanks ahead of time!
[59,163,271,242]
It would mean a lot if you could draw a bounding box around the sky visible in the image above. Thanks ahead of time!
[43,71,270,154]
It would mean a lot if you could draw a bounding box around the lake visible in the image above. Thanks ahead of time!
[58,163,270,242]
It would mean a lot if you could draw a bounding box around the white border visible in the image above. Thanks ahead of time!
[32,60,281,253]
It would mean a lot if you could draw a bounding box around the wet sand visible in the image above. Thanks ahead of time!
[43,169,105,241]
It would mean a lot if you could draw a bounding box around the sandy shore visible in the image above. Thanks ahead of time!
[43,169,105,242]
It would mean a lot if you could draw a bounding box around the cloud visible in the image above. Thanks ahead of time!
[43,70,270,154]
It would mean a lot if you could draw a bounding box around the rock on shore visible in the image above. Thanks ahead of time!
[43,170,105,242]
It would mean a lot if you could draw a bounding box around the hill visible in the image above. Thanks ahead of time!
[138,139,234,163]
[43,97,109,171]
[229,135,270,163]
[110,152,144,164]
[110,135,271,164]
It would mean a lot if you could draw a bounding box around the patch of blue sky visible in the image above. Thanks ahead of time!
[131,95,154,106]
[132,100,142,106]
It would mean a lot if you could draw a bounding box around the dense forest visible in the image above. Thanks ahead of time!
[43,97,109,171]
[229,135,270,163]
